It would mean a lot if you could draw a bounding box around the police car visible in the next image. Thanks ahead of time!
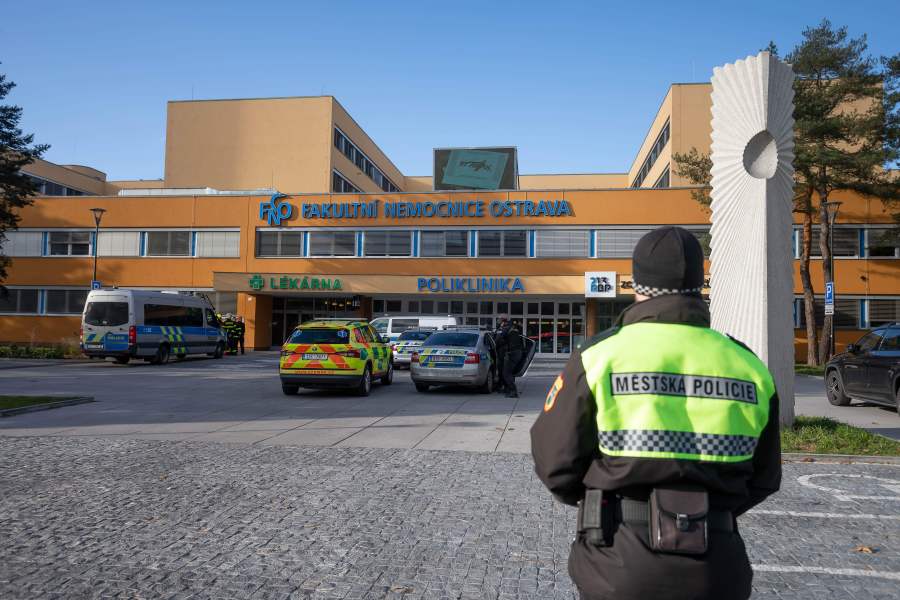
[410,327,500,393]
[392,328,436,368]
[279,319,393,396]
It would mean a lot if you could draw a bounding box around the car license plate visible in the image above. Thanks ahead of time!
[85,344,103,349]
[303,353,329,360]
[428,355,454,362]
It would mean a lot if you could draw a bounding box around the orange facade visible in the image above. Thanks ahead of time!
[3,187,897,360]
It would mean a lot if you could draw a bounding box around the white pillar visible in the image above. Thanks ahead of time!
[709,51,796,425]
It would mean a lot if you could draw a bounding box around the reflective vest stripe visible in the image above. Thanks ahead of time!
[598,430,758,459]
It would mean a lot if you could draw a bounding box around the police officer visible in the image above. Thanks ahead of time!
[494,317,509,393]
[500,319,525,398]
[234,315,246,355]
[530,227,781,600]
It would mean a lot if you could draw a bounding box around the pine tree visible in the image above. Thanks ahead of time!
[0,66,48,289]
[674,20,900,365]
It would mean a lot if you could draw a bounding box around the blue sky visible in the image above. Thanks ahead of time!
[3,1,898,181]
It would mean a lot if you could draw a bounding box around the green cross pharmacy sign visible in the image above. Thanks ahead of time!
[248,274,343,291]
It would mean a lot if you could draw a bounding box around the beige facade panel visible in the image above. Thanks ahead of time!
[670,84,713,186]
[23,158,108,195]
[627,87,673,185]
[331,99,405,192]
[164,97,333,192]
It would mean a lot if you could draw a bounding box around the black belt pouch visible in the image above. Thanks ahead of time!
[649,484,709,555]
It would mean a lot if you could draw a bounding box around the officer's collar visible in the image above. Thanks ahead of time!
[616,294,710,328]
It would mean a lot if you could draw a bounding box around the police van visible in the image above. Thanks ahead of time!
[81,289,226,364]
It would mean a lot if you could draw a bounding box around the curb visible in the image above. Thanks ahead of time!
[0,359,92,370]
[0,396,95,417]
[782,452,900,465]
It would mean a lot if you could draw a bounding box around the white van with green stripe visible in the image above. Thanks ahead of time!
[81,289,226,365]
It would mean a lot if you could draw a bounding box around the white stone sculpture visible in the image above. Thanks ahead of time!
[708,51,796,425]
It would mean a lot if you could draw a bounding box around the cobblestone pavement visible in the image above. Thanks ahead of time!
[2,436,898,599]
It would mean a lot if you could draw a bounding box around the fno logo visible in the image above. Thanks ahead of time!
[585,271,617,298]
[259,192,292,226]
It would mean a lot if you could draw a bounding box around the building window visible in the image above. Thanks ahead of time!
[145,231,191,256]
[653,166,670,189]
[49,231,91,256]
[308,231,356,257]
[27,174,90,196]
[256,231,303,257]
[421,231,468,257]
[631,120,670,188]
[797,227,861,258]
[97,231,141,257]
[535,230,590,258]
[596,229,652,258]
[333,127,399,193]
[196,231,240,257]
[796,298,860,329]
[364,231,412,257]
[0,231,43,256]
[867,228,900,258]
[478,230,527,257]
[868,299,900,328]
[45,289,89,314]
[332,170,360,194]
[0,289,39,313]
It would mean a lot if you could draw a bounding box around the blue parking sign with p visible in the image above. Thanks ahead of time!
[825,282,834,304]
[91,280,102,290]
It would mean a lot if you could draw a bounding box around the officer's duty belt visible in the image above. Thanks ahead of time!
[577,491,734,547]
[619,498,734,533]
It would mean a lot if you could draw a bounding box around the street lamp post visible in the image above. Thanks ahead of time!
[90,208,106,285]
[823,201,842,358]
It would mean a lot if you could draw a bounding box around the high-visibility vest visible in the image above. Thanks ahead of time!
[581,322,775,463]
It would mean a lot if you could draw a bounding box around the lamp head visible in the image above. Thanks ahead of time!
[89,207,107,226]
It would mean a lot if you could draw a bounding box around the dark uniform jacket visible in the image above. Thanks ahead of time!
[530,294,781,600]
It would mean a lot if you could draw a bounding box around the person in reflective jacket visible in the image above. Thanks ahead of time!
[530,226,781,600]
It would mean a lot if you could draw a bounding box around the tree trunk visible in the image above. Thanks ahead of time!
[817,193,834,364]
[798,189,819,366]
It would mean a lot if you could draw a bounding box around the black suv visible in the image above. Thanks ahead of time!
[825,326,900,414]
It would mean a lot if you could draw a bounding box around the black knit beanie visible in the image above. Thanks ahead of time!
[632,227,704,297]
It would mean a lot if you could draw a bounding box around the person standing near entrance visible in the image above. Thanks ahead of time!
[235,315,246,355]
[222,315,238,356]
[494,317,509,393]
[530,227,781,600]
[499,319,525,398]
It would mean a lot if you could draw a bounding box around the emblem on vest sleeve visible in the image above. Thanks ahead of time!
[545,374,564,412]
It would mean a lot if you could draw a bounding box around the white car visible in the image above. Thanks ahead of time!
[370,315,457,343]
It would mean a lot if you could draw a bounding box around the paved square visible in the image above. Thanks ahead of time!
[1,355,898,598]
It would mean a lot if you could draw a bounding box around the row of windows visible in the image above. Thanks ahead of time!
[332,170,360,194]
[255,228,712,258]
[0,289,238,316]
[257,229,559,258]
[333,128,400,193]
[6,226,898,261]
[631,120,670,188]
[793,298,900,329]
[1,230,240,258]
[26,174,90,197]
[793,227,900,259]
[0,288,88,314]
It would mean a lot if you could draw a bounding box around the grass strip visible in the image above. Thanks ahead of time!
[795,364,826,377]
[781,416,900,456]
[0,396,78,410]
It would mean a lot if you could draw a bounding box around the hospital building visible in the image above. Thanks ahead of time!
[2,83,898,358]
